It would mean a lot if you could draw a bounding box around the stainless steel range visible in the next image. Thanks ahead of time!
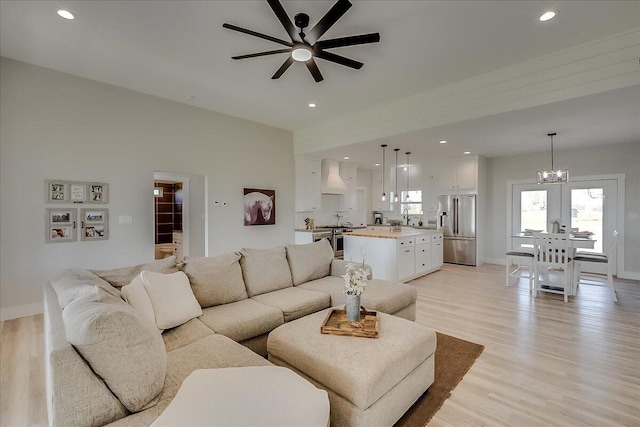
[313,225,353,259]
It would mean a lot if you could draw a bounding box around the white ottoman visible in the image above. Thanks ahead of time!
[151,366,329,427]
[268,309,437,427]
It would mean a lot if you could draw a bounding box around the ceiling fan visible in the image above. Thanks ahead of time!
[223,0,380,83]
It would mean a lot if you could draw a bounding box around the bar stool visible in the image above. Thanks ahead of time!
[506,250,534,291]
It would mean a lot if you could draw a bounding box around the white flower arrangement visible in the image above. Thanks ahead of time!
[342,262,368,296]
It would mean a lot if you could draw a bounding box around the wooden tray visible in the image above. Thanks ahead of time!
[320,307,379,339]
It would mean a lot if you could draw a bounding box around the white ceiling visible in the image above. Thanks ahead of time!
[1,0,639,163]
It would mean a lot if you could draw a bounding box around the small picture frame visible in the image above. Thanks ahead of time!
[46,208,77,243]
[88,183,109,204]
[81,208,109,241]
[46,181,68,203]
[70,182,87,203]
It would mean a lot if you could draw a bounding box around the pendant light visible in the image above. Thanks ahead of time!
[405,152,411,201]
[393,149,400,203]
[380,144,387,201]
[536,133,569,184]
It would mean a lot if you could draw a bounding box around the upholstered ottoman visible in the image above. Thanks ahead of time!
[268,309,436,427]
[150,366,330,427]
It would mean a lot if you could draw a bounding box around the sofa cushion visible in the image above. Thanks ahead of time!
[162,318,215,353]
[140,271,203,330]
[251,287,331,322]
[298,277,417,316]
[240,247,293,297]
[181,254,248,308]
[105,335,271,427]
[285,240,334,286]
[62,286,166,413]
[51,268,121,309]
[90,256,179,288]
[199,299,284,342]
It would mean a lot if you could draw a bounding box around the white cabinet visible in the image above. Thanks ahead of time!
[371,168,392,212]
[435,157,478,194]
[295,155,322,212]
[340,163,357,212]
[430,233,444,269]
[423,175,438,213]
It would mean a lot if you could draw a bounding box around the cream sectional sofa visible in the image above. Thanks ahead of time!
[44,239,417,427]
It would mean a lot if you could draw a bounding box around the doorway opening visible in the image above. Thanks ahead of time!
[154,172,190,260]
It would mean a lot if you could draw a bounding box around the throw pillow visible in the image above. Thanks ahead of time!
[181,254,248,308]
[239,247,293,297]
[139,270,203,330]
[90,256,179,288]
[121,274,161,332]
[62,286,166,413]
[285,239,334,286]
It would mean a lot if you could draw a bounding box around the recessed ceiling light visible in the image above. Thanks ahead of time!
[343,156,349,160]
[464,151,471,155]
[375,163,380,166]
[57,10,75,20]
[539,11,556,21]
[308,103,316,108]
[439,140,447,144]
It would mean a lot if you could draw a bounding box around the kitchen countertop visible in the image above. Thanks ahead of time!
[346,228,441,239]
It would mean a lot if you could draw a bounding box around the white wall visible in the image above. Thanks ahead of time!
[0,58,294,319]
[485,141,640,277]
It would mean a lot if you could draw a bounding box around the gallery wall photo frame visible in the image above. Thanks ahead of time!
[81,208,109,241]
[45,208,77,243]
[45,180,109,204]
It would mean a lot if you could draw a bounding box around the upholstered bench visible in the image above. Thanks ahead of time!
[267,309,436,427]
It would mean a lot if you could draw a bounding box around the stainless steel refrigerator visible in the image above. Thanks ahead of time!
[437,194,476,266]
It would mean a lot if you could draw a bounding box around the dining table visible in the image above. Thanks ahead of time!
[511,232,597,296]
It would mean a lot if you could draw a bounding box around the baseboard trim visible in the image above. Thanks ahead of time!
[485,257,506,266]
[619,271,640,281]
[0,302,44,321]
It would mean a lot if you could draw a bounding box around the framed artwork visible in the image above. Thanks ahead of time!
[45,208,77,243]
[243,188,275,226]
[45,180,108,204]
[45,181,68,203]
[81,208,109,241]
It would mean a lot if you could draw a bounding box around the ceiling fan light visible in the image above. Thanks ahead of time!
[292,47,312,62]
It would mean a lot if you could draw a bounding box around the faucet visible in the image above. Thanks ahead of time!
[403,208,410,226]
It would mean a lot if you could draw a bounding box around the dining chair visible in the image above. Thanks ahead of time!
[505,250,534,291]
[572,230,619,302]
[532,233,573,302]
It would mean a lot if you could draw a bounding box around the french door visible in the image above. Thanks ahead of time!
[512,178,618,275]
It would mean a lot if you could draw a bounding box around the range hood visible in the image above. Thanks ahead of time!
[321,159,347,195]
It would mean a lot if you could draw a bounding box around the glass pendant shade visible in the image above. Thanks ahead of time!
[536,133,568,184]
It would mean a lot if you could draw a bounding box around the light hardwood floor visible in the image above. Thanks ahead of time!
[1,263,638,427]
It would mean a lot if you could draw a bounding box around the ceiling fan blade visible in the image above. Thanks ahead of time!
[272,57,295,79]
[266,0,300,43]
[305,58,324,83]
[315,33,380,50]
[306,0,352,44]
[232,49,291,60]
[223,23,293,47]
[316,50,363,70]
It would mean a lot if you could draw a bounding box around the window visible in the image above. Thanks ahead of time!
[400,190,422,215]
[520,190,548,232]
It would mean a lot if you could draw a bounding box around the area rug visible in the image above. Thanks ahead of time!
[394,332,484,427]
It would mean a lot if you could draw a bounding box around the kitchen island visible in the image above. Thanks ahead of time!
[344,227,443,282]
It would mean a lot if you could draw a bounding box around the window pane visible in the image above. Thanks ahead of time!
[400,190,422,202]
[521,190,547,232]
[401,203,423,215]
[571,188,603,253]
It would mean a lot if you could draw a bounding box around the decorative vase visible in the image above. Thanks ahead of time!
[345,294,361,322]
